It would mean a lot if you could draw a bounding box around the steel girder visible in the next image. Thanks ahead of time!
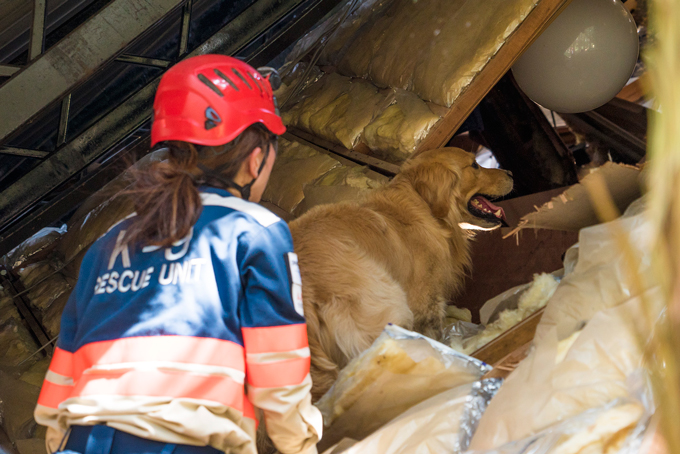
[0,0,185,144]
[0,0,341,257]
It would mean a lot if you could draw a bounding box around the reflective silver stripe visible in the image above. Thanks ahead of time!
[83,361,246,384]
[246,347,310,364]
[201,193,280,227]
[45,370,74,386]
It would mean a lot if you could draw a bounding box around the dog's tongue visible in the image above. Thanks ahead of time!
[470,195,506,221]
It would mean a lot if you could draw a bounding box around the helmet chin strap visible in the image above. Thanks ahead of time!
[197,148,269,201]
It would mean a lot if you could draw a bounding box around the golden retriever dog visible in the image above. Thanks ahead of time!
[289,147,513,400]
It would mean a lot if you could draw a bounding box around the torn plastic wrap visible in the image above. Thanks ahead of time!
[0,226,66,272]
[283,0,392,70]
[534,204,653,345]
[276,63,324,109]
[444,321,484,354]
[325,378,502,454]
[469,209,663,451]
[468,394,654,454]
[315,324,490,450]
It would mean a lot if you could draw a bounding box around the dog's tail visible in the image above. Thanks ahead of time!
[303,307,342,402]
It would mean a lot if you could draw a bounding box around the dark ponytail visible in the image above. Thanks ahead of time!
[123,124,274,248]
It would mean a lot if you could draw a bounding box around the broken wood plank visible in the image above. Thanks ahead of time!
[472,307,545,366]
[483,341,533,380]
[415,0,573,154]
[285,128,401,176]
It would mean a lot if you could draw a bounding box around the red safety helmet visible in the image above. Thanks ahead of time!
[150,54,286,147]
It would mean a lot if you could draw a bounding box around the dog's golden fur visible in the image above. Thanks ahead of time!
[289,147,513,400]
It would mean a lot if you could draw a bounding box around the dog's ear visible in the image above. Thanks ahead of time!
[407,162,458,219]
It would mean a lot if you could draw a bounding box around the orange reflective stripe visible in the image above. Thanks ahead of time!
[74,369,245,410]
[37,379,74,409]
[48,347,74,377]
[242,324,308,354]
[70,336,244,379]
[246,357,310,388]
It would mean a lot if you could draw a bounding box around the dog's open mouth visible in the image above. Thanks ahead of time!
[467,195,506,225]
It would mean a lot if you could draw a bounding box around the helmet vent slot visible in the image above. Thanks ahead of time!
[247,72,263,93]
[197,74,224,97]
[214,69,239,91]
[232,68,252,90]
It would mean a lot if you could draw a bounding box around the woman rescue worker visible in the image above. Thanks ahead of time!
[33,54,322,454]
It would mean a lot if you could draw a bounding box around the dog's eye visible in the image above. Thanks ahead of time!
[471,161,479,169]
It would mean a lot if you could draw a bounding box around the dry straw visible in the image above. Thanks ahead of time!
[580,0,678,450]
[645,0,680,450]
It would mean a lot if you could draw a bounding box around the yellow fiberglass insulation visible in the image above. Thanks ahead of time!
[450,273,559,355]
[335,0,539,106]
[361,89,441,163]
[294,165,388,216]
[262,138,340,213]
[282,72,391,150]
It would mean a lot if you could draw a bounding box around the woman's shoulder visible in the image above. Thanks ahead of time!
[199,188,283,230]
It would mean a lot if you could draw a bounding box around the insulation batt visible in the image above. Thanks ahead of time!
[316,325,489,449]
[283,72,390,149]
[334,0,539,106]
[262,138,340,213]
[449,273,559,355]
[282,71,443,162]
[469,205,661,452]
[361,89,441,163]
[294,165,388,217]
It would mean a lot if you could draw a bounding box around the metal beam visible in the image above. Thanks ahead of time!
[0,0,322,237]
[239,0,343,68]
[0,65,21,77]
[0,147,49,158]
[57,94,71,147]
[0,133,150,259]
[0,0,184,145]
[178,0,193,57]
[29,0,47,60]
[560,111,646,162]
[115,54,172,68]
